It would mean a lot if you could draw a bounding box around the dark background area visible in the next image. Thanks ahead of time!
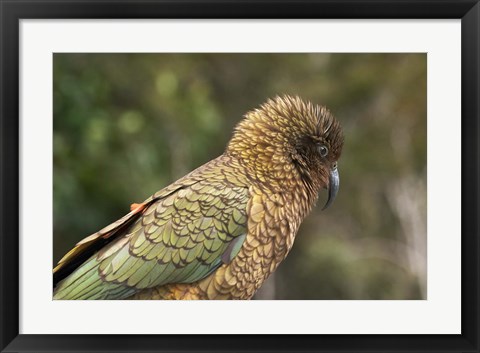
[53,53,426,299]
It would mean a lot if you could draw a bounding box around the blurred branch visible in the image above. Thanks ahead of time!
[387,175,427,297]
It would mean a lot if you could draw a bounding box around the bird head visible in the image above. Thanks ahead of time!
[227,95,344,209]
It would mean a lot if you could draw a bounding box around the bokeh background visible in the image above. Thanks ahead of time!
[53,53,427,300]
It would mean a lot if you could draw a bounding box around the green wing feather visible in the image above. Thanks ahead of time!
[54,159,249,300]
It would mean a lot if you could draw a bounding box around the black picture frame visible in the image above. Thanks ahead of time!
[1,1,479,352]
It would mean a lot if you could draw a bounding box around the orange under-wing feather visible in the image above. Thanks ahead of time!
[128,203,142,212]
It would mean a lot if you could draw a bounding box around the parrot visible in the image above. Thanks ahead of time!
[53,95,344,300]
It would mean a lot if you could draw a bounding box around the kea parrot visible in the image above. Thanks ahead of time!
[53,95,344,300]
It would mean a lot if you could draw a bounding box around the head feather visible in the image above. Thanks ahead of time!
[226,95,344,190]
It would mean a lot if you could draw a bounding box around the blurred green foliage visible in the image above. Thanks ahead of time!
[53,53,426,299]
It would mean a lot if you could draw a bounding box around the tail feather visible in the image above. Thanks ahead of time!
[53,256,135,300]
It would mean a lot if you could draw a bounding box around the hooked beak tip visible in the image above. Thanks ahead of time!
[322,166,340,210]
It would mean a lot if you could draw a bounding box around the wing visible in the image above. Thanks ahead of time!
[53,157,250,300]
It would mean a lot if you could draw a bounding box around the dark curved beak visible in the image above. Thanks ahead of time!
[322,165,339,210]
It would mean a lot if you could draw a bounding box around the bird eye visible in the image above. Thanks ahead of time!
[318,145,329,157]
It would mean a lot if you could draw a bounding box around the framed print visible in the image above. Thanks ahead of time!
[1,1,479,352]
